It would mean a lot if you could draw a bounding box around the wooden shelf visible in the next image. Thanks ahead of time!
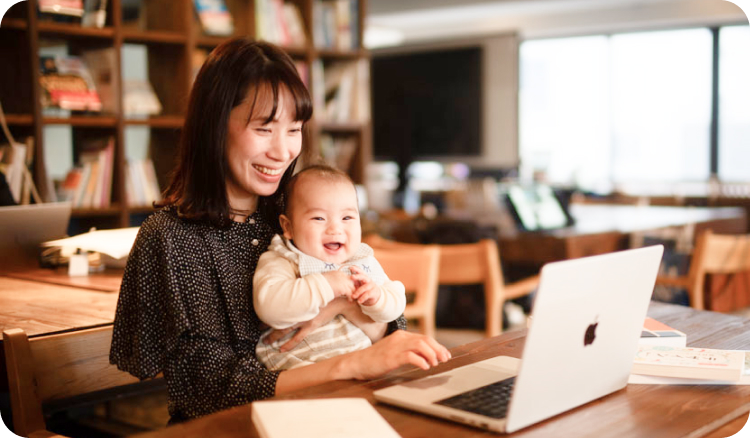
[124,116,184,129]
[4,114,34,126]
[319,121,366,133]
[196,35,232,48]
[42,116,118,127]
[0,18,28,30]
[315,48,367,60]
[122,29,187,45]
[5,0,371,228]
[37,22,115,39]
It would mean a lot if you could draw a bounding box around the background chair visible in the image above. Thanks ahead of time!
[655,229,750,311]
[3,325,159,438]
[368,244,441,338]
[365,234,539,337]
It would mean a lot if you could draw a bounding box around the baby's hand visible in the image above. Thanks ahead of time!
[322,270,357,298]
[349,266,381,306]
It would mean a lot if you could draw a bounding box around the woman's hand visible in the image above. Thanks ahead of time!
[263,296,351,351]
[275,329,452,395]
[338,330,452,380]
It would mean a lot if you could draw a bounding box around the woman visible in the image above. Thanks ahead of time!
[110,38,450,423]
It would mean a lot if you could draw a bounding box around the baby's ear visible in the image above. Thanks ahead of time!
[279,214,293,240]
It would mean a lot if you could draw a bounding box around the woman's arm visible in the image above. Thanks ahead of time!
[275,330,451,394]
[262,297,389,350]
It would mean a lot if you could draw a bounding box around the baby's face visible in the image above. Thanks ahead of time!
[280,177,361,264]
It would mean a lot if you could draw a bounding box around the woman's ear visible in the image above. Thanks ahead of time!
[279,214,294,240]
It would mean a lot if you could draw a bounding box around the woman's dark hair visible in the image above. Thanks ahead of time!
[159,38,313,232]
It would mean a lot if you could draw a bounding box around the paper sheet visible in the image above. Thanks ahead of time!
[43,227,139,259]
[252,398,401,438]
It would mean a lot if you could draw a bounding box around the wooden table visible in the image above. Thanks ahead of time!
[498,204,747,264]
[0,276,120,393]
[0,276,119,337]
[130,301,750,438]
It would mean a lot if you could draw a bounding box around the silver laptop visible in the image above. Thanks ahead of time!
[0,202,72,272]
[374,245,664,433]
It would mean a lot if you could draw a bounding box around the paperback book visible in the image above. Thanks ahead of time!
[639,317,687,347]
[632,345,748,382]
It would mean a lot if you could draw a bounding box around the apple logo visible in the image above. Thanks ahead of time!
[584,319,598,346]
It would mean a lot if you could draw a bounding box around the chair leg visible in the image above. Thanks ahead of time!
[485,293,502,338]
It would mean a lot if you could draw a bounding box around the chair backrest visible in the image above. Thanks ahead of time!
[365,234,510,337]
[3,325,141,437]
[368,243,440,338]
[687,230,750,310]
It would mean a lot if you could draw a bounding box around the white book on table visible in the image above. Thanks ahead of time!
[252,398,401,438]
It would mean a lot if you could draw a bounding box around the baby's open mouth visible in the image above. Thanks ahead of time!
[324,243,343,250]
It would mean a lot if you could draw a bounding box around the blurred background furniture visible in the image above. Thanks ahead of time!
[656,230,750,311]
[365,235,538,337]
[370,243,440,337]
[3,325,161,437]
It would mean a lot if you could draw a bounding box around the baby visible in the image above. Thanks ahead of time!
[253,164,406,370]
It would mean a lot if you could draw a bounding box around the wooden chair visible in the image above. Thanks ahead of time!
[365,234,539,337]
[2,325,152,438]
[369,244,441,338]
[655,229,750,310]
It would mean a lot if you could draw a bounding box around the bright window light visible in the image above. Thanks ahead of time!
[520,28,713,191]
[719,25,750,182]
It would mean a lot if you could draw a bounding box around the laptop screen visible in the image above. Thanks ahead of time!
[505,184,573,231]
[0,202,72,271]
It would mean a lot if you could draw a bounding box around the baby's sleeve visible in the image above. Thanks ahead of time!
[253,250,336,329]
[359,258,407,323]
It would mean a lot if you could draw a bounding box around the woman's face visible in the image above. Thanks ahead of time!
[225,86,303,213]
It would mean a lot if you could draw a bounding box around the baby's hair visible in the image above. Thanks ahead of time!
[284,164,354,215]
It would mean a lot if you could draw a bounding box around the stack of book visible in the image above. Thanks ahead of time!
[312,58,370,123]
[312,0,358,51]
[632,318,749,384]
[193,0,234,36]
[255,0,307,47]
[319,134,357,173]
[125,159,162,207]
[58,137,114,209]
[39,56,102,112]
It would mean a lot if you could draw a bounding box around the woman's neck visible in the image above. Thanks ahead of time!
[226,192,259,223]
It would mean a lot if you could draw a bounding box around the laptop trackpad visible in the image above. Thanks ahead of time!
[401,356,520,396]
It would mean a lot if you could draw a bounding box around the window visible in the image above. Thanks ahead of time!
[520,26,738,192]
[519,36,611,192]
[719,25,750,182]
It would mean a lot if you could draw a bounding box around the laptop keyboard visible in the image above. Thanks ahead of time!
[434,377,516,419]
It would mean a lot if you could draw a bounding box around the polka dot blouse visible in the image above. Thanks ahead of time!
[110,207,406,423]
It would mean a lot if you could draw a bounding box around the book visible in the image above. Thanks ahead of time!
[251,398,401,438]
[193,0,234,36]
[38,0,84,17]
[81,0,107,28]
[39,56,102,112]
[639,317,686,347]
[123,79,162,117]
[82,47,118,114]
[632,345,747,382]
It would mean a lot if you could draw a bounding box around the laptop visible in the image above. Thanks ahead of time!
[374,245,664,433]
[0,202,72,272]
[504,183,575,231]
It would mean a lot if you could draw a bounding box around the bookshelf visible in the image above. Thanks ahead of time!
[0,0,371,231]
